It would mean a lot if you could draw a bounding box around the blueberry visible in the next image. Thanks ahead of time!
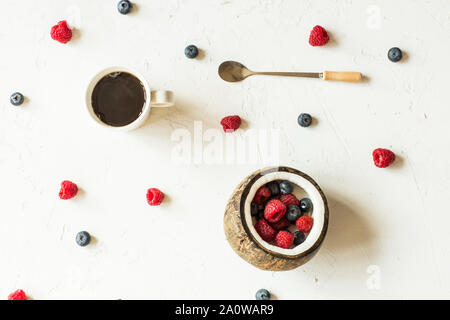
[293,231,306,246]
[10,92,24,106]
[388,47,402,62]
[117,0,132,14]
[185,45,199,59]
[298,113,312,127]
[256,210,264,220]
[266,181,280,196]
[255,289,270,300]
[76,231,91,247]
[265,195,279,204]
[251,202,258,217]
[279,180,293,195]
[286,205,302,222]
[299,198,313,213]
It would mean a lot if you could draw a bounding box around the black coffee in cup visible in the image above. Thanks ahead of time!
[91,72,146,127]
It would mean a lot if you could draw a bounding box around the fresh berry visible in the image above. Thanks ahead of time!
[76,231,91,246]
[10,92,24,106]
[276,230,294,249]
[251,202,259,217]
[8,289,27,300]
[256,209,265,220]
[58,180,78,200]
[254,219,277,242]
[255,289,270,300]
[50,20,72,44]
[266,194,280,202]
[270,217,290,230]
[285,205,302,222]
[299,198,313,213]
[280,193,299,207]
[293,231,306,246]
[264,199,286,223]
[266,181,280,196]
[220,115,241,132]
[309,25,329,46]
[372,148,396,168]
[185,45,199,59]
[253,186,271,205]
[298,113,312,127]
[388,47,402,63]
[118,0,132,14]
[279,180,293,195]
[146,188,164,206]
[296,216,314,233]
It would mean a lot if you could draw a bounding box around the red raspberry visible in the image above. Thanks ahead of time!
[146,188,164,206]
[296,216,314,233]
[59,180,78,200]
[264,200,286,223]
[280,193,299,206]
[309,25,329,46]
[8,289,27,300]
[270,217,290,231]
[50,20,72,44]
[372,148,396,168]
[254,219,277,242]
[220,115,241,132]
[253,186,271,205]
[276,231,294,249]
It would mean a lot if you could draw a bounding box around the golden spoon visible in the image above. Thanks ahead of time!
[218,61,362,83]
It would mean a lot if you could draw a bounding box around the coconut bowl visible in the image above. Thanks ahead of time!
[224,166,329,271]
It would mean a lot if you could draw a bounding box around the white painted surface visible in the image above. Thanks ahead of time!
[1,0,450,299]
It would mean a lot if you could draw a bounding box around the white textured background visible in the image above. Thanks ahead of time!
[1,0,450,299]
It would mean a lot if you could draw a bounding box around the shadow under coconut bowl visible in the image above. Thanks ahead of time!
[224,166,329,271]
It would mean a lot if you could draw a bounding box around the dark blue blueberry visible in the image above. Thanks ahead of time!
[256,210,264,220]
[298,113,312,127]
[293,231,306,246]
[265,195,279,204]
[10,92,24,106]
[185,45,199,59]
[255,289,270,300]
[279,180,293,195]
[266,181,280,196]
[300,198,313,213]
[76,231,91,247]
[117,0,132,14]
[251,202,258,217]
[285,205,302,222]
[388,47,402,62]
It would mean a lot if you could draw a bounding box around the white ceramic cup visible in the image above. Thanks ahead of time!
[85,66,174,131]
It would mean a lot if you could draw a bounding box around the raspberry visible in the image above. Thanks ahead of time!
[146,188,164,206]
[280,193,299,207]
[372,148,396,168]
[253,186,271,205]
[59,180,78,200]
[276,231,294,249]
[264,200,286,223]
[8,289,27,300]
[220,115,241,132]
[270,217,290,231]
[254,219,277,242]
[309,25,329,46]
[296,216,314,233]
[50,20,72,44]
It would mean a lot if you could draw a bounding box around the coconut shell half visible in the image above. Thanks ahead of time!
[224,166,329,271]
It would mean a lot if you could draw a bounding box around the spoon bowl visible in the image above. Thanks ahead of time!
[218,61,253,82]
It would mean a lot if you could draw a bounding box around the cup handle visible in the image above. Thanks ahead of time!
[150,90,175,108]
